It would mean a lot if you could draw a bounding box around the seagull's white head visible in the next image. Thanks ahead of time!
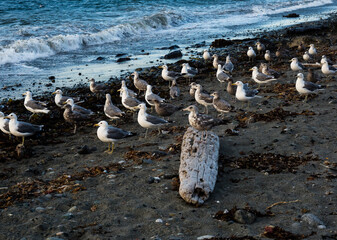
[6,113,17,120]
[52,89,63,95]
[95,120,109,128]
[65,98,74,105]
[297,73,304,79]
[0,112,5,118]
[183,105,198,113]
[106,93,111,100]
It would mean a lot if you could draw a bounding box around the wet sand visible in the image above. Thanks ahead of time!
[1,15,337,240]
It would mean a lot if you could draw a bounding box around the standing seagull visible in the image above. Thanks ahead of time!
[232,81,262,107]
[6,113,43,145]
[170,79,180,99]
[216,64,231,84]
[256,41,265,55]
[295,73,323,102]
[121,80,137,98]
[153,100,181,119]
[131,72,148,94]
[308,44,317,56]
[250,66,277,88]
[210,92,233,116]
[264,50,272,62]
[65,98,94,115]
[183,105,224,131]
[23,91,50,119]
[104,93,125,124]
[181,63,198,83]
[94,121,134,154]
[203,49,211,62]
[290,58,306,71]
[52,89,78,108]
[303,51,311,62]
[223,55,234,73]
[247,47,256,62]
[212,54,224,69]
[321,59,337,76]
[89,78,109,94]
[145,85,164,111]
[119,88,142,112]
[63,104,92,134]
[192,84,213,114]
[161,65,181,87]
[135,103,168,138]
[226,80,236,101]
[0,112,11,138]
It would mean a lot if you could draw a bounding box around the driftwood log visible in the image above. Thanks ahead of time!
[179,127,219,205]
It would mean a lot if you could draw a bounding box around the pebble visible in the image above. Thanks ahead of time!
[301,213,326,229]
[197,235,214,240]
[46,237,64,240]
[68,206,77,212]
[107,174,117,179]
[233,209,256,224]
[148,177,161,184]
[54,194,64,198]
[35,207,45,213]
[45,194,52,199]
[62,213,74,220]
[155,218,163,223]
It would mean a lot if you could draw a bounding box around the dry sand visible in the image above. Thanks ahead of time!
[1,16,337,240]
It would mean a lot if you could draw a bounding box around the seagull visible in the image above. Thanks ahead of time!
[65,98,94,115]
[104,93,125,124]
[226,80,236,100]
[247,46,256,62]
[223,55,234,73]
[170,79,180,99]
[63,104,93,134]
[250,66,277,88]
[94,120,134,154]
[264,50,272,62]
[296,73,323,102]
[121,80,137,98]
[290,58,306,71]
[216,64,231,84]
[189,82,197,98]
[0,112,11,137]
[232,81,262,107]
[89,78,109,96]
[212,54,224,69]
[321,59,337,76]
[298,42,305,52]
[52,89,79,108]
[260,63,280,78]
[308,44,317,56]
[23,91,50,119]
[307,68,319,83]
[192,84,213,114]
[131,72,148,94]
[161,65,181,87]
[135,103,168,138]
[183,105,224,131]
[203,49,211,61]
[256,41,265,55]
[145,85,164,111]
[303,51,311,62]
[5,113,43,145]
[320,55,333,65]
[119,88,142,112]
[210,92,233,116]
[153,99,181,119]
[181,63,198,83]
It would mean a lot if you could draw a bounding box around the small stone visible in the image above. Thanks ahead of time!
[117,57,131,63]
[233,209,256,224]
[46,237,64,240]
[155,218,163,223]
[142,159,153,164]
[96,56,105,61]
[107,174,117,179]
[54,194,63,198]
[62,213,73,219]
[301,213,325,228]
[197,235,214,240]
[68,206,77,212]
[35,207,45,213]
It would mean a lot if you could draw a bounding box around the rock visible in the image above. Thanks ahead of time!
[191,41,206,48]
[62,212,73,219]
[211,39,234,48]
[197,235,214,240]
[116,57,131,63]
[233,209,256,224]
[142,159,153,164]
[68,206,77,212]
[45,83,52,87]
[96,56,105,61]
[49,76,56,81]
[148,177,161,184]
[78,145,96,154]
[46,237,64,240]
[164,50,182,59]
[116,53,127,57]
[301,213,326,229]
[155,218,163,223]
[283,13,299,18]
[35,207,45,213]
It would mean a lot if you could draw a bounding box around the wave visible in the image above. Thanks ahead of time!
[0,11,184,65]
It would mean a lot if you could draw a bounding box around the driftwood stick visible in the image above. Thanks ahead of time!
[179,127,219,205]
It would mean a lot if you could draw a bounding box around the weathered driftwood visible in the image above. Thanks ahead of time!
[302,63,321,68]
[179,127,219,205]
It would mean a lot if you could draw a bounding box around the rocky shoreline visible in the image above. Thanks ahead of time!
[0,14,337,240]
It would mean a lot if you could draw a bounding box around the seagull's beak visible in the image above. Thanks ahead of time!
[4,116,9,119]
[52,91,56,95]
[158,66,163,69]
[117,89,121,92]
[249,68,253,71]
[289,59,293,62]
[94,123,99,127]
[232,83,238,86]
[22,93,26,96]
[182,107,189,111]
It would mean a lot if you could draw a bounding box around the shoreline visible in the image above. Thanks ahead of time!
[1,12,337,240]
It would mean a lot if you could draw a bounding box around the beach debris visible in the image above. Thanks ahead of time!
[179,127,219,205]
[223,153,319,174]
[283,13,300,18]
[214,206,272,224]
[262,225,315,239]
[266,199,300,210]
[197,235,215,240]
[301,213,326,229]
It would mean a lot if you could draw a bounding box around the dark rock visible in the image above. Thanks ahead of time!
[158,45,180,50]
[283,13,299,18]
[233,209,256,224]
[164,50,182,59]
[211,39,234,48]
[191,41,206,48]
[96,56,105,61]
[77,145,96,154]
[45,83,52,87]
[49,76,55,81]
[116,53,127,57]
[116,57,131,63]
[287,25,329,36]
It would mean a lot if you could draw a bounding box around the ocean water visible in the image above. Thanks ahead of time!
[0,0,336,99]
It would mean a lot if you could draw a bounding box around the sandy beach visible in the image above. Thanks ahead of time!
[1,15,337,240]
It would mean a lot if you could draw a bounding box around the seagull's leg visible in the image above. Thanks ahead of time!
[109,143,115,154]
[73,124,77,134]
[205,105,208,114]
[105,143,111,153]
[304,95,308,103]
[157,127,161,135]
[145,128,149,138]
[22,136,25,146]
[29,113,35,121]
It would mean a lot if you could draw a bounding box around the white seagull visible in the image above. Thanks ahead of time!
[23,91,50,119]
[232,81,262,107]
[250,66,277,88]
[295,73,323,102]
[247,46,256,62]
[290,57,305,71]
